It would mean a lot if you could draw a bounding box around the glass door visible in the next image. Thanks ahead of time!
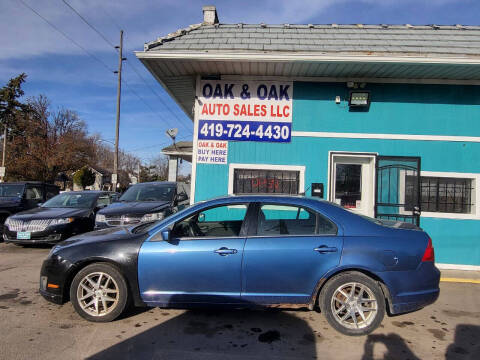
[330,153,376,217]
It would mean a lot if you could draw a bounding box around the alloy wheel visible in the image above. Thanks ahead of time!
[330,282,378,330]
[76,272,120,317]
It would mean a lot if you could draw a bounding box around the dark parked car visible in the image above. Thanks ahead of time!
[4,191,118,245]
[0,182,59,230]
[95,182,188,229]
[40,195,439,335]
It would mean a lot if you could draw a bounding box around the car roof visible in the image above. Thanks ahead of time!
[61,190,110,194]
[131,181,177,186]
[0,182,58,186]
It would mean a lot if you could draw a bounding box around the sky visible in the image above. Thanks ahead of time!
[1,0,479,174]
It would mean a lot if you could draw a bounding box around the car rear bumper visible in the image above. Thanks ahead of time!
[390,288,439,314]
[384,261,441,315]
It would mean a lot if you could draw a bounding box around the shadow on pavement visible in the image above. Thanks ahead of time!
[445,324,480,359]
[361,333,420,360]
[87,307,317,359]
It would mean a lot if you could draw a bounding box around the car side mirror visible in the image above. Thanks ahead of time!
[161,229,171,241]
[37,202,43,207]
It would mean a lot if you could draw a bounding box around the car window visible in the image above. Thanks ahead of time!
[42,192,98,209]
[25,186,44,200]
[96,195,111,207]
[46,187,58,200]
[171,204,248,239]
[0,184,24,197]
[120,183,175,202]
[257,204,318,236]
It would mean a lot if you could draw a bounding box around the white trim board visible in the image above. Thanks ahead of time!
[221,75,480,86]
[436,263,480,271]
[189,75,201,204]
[227,163,305,195]
[292,131,480,143]
[136,51,480,66]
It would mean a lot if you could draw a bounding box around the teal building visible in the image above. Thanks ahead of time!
[138,7,480,267]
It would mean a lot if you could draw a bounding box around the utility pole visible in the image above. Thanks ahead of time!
[137,162,141,183]
[113,30,126,190]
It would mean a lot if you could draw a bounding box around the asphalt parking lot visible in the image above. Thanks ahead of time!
[0,243,479,360]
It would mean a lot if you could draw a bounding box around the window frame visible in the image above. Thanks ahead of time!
[248,202,338,238]
[418,171,479,220]
[168,202,253,241]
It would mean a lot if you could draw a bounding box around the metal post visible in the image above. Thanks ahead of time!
[113,30,124,190]
[1,126,6,182]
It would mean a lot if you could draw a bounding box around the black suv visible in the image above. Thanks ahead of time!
[95,182,189,229]
[0,182,59,231]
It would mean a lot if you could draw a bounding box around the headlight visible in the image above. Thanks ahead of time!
[4,217,11,226]
[95,214,106,223]
[49,218,74,226]
[141,212,164,222]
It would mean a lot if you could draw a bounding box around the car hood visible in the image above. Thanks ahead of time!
[10,207,91,220]
[56,226,135,249]
[98,201,171,216]
[0,197,22,208]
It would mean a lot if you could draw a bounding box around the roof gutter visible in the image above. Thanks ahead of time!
[135,51,480,66]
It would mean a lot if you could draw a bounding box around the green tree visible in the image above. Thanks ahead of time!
[0,73,29,178]
[0,73,28,130]
[73,167,96,189]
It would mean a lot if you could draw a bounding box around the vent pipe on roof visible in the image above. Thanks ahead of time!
[203,5,219,25]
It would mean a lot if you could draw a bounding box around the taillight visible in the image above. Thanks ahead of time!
[422,237,435,262]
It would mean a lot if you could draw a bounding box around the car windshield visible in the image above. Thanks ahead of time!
[42,192,98,209]
[131,203,193,234]
[0,184,25,198]
[120,183,175,202]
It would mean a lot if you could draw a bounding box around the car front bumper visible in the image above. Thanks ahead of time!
[39,254,74,305]
[4,224,74,245]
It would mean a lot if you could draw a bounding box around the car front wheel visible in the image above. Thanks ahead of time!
[70,263,129,322]
[320,271,385,336]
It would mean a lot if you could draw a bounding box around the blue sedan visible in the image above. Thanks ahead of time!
[39,195,439,336]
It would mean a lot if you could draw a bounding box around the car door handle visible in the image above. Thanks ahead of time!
[214,247,238,256]
[314,246,338,254]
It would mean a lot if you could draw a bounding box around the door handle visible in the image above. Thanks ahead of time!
[314,245,338,254]
[214,247,238,256]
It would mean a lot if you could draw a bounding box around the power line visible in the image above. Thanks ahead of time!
[60,0,193,135]
[127,134,192,152]
[60,0,116,48]
[20,0,193,140]
[124,61,193,135]
[18,0,113,73]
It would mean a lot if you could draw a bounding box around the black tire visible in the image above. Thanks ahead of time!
[319,271,385,336]
[70,263,129,322]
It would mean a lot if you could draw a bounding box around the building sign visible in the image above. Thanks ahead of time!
[196,140,228,164]
[197,80,293,142]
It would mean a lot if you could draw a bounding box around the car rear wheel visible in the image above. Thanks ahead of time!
[70,263,128,322]
[320,271,385,336]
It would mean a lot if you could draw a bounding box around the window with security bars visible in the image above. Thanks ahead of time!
[407,176,474,214]
[233,169,300,195]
